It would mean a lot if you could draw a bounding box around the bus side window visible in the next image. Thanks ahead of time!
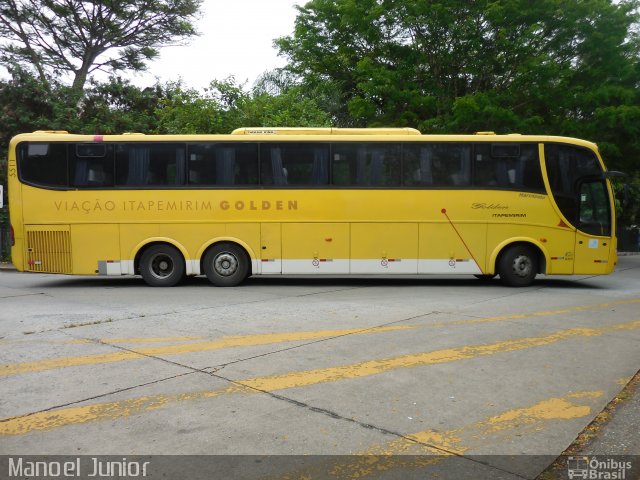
[432,144,471,187]
[116,143,185,186]
[70,143,114,188]
[19,142,68,187]
[519,145,544,192]
[403,144,434,187]
[473,144,500,186]
[332,143,400,187]
[188,143,258,186]
[261,143,329,186]
[260,145,287,185]
[473,143,543,192]
[232,144,259,185]
[188,144,216,185]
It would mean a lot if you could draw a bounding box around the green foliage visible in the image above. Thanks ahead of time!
[613,172,640,228]
[0,68,54,140]
[0,67,59,194]
[1,0,639,224]
[155,79,248,134]
[0,0,201,92]
[276,0,640,218]
[277,0,640,157]
[156,77,330,133]
[242,88,331,127]
[77,78,168,134]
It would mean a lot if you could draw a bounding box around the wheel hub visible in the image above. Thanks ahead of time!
[150,254,174,279]
[512,255,533,278]
[214,253,238,276]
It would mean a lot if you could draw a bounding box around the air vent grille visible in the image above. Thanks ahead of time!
[25,227,72,273]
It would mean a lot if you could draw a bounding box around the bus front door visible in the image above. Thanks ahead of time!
[573,180,612,274]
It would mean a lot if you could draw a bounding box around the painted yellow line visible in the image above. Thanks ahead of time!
[276,391,604,479]
[300,455,445,480]
[390,430,466,456]
[1,320,636,436]
[374,390,604,456]
[3,297,639,376]
[475,391,603,434]
[237,321,640,393]
[0,385,248,436]
[431,298,640,327]
[0,326,415,377]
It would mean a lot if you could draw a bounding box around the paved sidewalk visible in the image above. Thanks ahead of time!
[583,372,640,456]
[538,370,640,479]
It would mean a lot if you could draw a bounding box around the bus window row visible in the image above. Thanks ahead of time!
[18,141,548,192]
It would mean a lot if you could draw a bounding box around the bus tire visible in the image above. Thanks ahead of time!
[498,244,538,287]
[203,243,249,287]
[139,244,186,287]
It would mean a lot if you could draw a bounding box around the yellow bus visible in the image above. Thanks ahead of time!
[6,127,618,287]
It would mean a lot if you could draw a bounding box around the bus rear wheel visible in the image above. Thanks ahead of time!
[498,245,538,287]
[139,244,185,287]
[203,243,249,287]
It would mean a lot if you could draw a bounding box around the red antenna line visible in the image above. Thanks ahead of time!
[440,208,485,275]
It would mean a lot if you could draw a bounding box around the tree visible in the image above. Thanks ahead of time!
[276,0,640,151]
[0,0,201,92]
[155,78,249,134]
[77,76,167,133]
[156,76,331,134]
[276,0,640,222]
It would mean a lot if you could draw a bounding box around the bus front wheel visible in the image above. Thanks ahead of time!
[139,244,185,287]
[498,245,538,287]
[203,243,249,287]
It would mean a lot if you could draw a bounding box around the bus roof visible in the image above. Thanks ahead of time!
[10,129,599,151]
[231,127,422,135]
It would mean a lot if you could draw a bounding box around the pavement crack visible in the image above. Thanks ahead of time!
[56,330,224,379]
[38,287,369,333]
[208,311,440,371]
[0,370,197,425]
[206,369,529,480]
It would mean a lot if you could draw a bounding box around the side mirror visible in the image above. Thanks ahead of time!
[604,170,627,179]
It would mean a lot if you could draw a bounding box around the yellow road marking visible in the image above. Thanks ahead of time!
[478,392,602,434]
[0,385,248,435]
[276,391,603,479]
[0,326,415,377]
[399,430,466,455]
[1,320,636,436]
[237,321,640,392]
[6,298,640,376]
[431,298,640,327]
[2,297,638,376]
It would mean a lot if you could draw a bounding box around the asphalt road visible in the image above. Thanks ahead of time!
[1,257,639,479]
